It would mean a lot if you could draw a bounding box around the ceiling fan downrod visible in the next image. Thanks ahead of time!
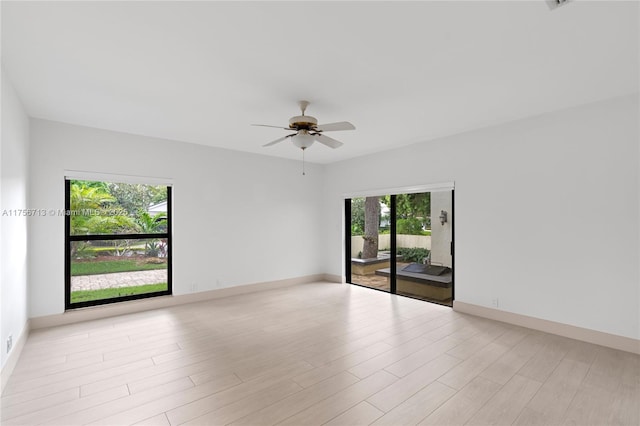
[299,100,309,116]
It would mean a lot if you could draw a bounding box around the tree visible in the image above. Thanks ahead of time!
[70,181,142,258]
[69,182,138,235]
[136,212,167,256]
[107,183,166,217]
[396,218,424,235]
[381,193,431,232]
[350,198,365,235]
[362,196,380,259]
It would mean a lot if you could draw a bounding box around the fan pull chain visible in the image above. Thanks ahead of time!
[302,148,306,176]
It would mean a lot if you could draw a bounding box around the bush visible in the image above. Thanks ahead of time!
[396,218,424,235]
[397,247,430,263]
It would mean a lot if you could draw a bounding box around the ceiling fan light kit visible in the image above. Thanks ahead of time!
[253,100,355,174]
[291,130,315,150]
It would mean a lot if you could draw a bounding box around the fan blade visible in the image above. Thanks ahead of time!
[252,124,291,130]
[315,121,355,132]
[262,134,294,147]
[314,134,344,149]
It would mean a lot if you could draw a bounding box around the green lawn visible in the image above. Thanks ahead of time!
[71,259,166,276]
[70,283,168,303]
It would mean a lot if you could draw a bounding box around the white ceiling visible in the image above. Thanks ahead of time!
[2,1,638,164]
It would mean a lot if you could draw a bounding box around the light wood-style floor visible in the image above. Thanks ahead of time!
[2,283,638,425]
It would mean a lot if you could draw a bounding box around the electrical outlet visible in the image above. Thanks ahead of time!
[491,298,499,308]
[6,335,13,354]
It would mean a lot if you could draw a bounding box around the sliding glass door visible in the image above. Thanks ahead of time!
[395,191,453,305]
[347,195,392,293]
[346,189,454,306]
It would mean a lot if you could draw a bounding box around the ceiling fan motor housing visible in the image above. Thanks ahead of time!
[289,115,318,130]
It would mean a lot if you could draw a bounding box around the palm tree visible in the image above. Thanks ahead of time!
[136,212,167,256]
[69,182,139,257]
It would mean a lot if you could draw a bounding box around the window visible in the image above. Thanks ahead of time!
[65,179,172,308]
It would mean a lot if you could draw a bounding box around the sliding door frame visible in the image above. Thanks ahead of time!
[344,184,455,305]
[390,194,397,294]
[451,189,455,304]
[344,198,352,281]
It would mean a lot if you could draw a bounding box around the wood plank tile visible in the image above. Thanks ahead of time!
[466,374,542,426]
[479,333,545,385]
[372,381,456,425]
[582,346,639,392]
[52,377,194,425]
[279,371,397,425]
[132,413,171,426]
[420,376,501,426]
[561,382,619,426]
[192,360,313,387]
[229,371,360,426]
[437,342,509,390]
[513,358,590,425]
[606,383,640,426]
[368,354,461,412]
[2,385,130,426]
[128,369,240,395]
[421,317,476,342]
[181,379,304,426]
[347,337,430,379]
[491,326,529,349]
[304,331,393,367]
[383,336,461,378]
[293,342,393,388]
[517,334,569,383]
[2,283,635,426]
[2,358,154,404]
[87,372,249,426]
[323,401,384,426]
[1,387,79,421]
[167,370,356,426]
[80,357,210,396]
[444,334,492,361]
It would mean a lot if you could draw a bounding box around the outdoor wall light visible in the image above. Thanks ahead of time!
[439,210,448,225]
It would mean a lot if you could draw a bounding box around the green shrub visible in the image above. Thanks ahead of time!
[397,247,430,263]
[396,218,424,235]
[351,223,363,236]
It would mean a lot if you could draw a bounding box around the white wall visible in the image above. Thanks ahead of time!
[323,95,639,340]
[430,191,452,268]
[1,70,30,369]
[29,119,326,318]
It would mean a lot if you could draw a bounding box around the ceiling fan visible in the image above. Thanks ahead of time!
[253,100,355,151]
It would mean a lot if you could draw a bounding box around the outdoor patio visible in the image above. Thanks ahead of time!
[351,262,453,306]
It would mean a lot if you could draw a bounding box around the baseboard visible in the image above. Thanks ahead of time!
[323,273,343,283]
[453,301,640,355]
[30,274,327,330]
[1,320,30,393]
